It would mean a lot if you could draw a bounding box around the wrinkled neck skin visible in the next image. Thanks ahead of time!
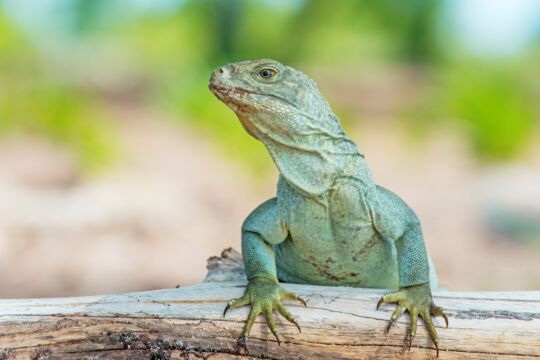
[238,108,365,198]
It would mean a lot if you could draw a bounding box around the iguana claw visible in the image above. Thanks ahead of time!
[223,277,305,348]
[273,331,281,346]
[291,318,302,333]
[385,318,394,333]
[238,335,248,351]
[377,283,447,357]
[376,297,384,310]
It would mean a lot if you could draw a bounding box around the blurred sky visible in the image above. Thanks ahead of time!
[450,0,540,56]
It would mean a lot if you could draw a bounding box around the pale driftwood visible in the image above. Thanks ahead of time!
[0,249,538,360]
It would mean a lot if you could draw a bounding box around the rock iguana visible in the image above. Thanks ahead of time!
[209,59,447,355]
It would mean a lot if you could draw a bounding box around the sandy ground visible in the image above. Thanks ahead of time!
[0,99,539,298]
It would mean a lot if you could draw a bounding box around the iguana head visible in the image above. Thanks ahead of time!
[209,59,361,196]
[209,59,341,139]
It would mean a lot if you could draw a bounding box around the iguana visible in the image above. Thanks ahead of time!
[209,59,448,355]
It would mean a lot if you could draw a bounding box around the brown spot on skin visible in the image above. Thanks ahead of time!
[352,234,379,262]
[307,258,346,283]
[326,257,335,264]
[318,268,342,282]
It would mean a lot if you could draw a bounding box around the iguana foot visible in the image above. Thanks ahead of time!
[223,277,305,349]
[376,283,448,357]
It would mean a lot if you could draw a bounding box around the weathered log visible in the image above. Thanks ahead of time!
[0,248,538,359]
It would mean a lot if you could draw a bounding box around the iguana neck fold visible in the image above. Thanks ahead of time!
[241,110,364,197]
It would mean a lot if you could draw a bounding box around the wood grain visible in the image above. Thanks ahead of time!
[0,249,538,359]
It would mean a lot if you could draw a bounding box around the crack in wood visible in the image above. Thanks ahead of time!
[453,309,540,321]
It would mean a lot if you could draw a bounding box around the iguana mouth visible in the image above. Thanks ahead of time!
[209,83,249,97]
[210,83,297,110]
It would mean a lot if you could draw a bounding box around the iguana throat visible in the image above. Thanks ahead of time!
[241,109,362,197]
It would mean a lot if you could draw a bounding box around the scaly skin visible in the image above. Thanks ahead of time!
[209,59,447,355]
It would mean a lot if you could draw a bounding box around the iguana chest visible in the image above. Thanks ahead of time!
[275,177,398,288]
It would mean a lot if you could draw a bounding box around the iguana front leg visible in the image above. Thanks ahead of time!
[223,199,305,348]
[371,186,448,356]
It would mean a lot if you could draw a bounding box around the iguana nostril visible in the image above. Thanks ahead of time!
[219,67,224,74]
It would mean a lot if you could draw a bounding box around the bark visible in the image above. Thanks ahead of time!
[0,248,538,359]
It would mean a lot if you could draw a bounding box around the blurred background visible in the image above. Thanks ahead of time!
[0,0,539,298]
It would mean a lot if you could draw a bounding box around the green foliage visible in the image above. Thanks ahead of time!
[440,63,534,160]
[222,0,300,63]
[0,81,117,172]
[0,12,117,172]
[404,61,535,160]
[288,0,442,64]
[118,2,215,73]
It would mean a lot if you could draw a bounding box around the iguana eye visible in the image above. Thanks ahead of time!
[259,68,277,79]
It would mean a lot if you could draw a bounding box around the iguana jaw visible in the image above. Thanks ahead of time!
[209,82,296,113]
